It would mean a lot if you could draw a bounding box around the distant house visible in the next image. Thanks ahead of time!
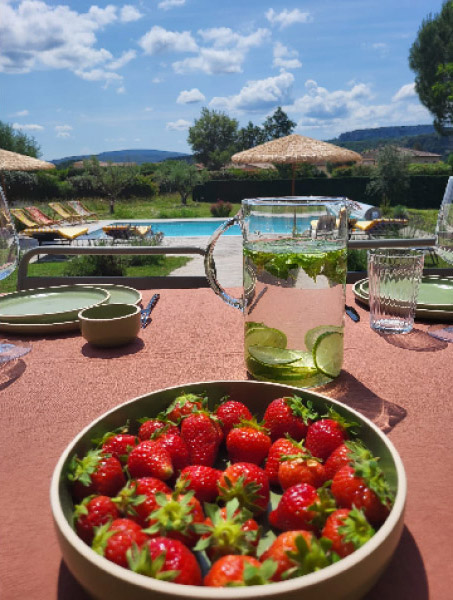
[361,147,442,166]
[72,160,137,168]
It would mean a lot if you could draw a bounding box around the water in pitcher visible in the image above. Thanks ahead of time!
[243,238,346,387]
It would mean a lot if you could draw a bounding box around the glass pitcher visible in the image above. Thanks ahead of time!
[205,197,349,388]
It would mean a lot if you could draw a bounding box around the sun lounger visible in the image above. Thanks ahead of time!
[22,225,89,245]
[10,208,39,229]
[67,200,98,220]
[352,218,408,237]
[48,202,83,223]
[25,206,58,226]
[102,224,130,240]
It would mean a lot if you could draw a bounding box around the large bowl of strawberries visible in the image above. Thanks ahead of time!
[51,380,406,600]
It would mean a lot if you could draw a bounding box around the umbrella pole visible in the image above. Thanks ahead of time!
[291,164,296,196]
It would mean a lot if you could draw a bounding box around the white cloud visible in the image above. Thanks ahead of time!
[107,50,137,70]
[11,109,29,117]
[197,27,270,50]
[12,122,44,131]
[74,69,123,85]
[117,85,126,94]
[139,26,198,55]
[152,77,163,83]
[166,119,191,131]
[393,83,416,102]
[265,8,312,29]
[55,125,72,138]
[144,106,153,111]
[210,71,295,112]
[120,5,143,22]
[273,42,302,70]
[158,0,186,9]
[177,88,206,104]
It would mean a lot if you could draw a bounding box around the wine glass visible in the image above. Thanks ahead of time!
[428,176,453,342]
[0,183,31,363]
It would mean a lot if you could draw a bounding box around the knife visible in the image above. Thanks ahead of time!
[345,304,360,322]
[141,293,160,328]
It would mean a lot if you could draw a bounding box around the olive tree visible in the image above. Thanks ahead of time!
[154,160,208,205]
[83,157,139,214]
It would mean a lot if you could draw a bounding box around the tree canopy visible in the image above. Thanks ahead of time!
[409,1,453,134]
[0,120,41,157]
[153,160,208,204]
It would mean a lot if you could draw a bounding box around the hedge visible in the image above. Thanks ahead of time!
[193,175,449,210]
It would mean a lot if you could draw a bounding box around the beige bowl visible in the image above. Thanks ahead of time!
[78,303,141,347]
[50,381,406,600]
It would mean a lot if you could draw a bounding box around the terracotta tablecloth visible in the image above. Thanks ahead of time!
[1,287,452,599]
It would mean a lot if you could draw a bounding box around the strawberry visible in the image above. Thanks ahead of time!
[144,490,205,547]
[193,499,260,561]
[324,440,373,481]
[215,399,252,435]
[74,495,119,545]
[269,483,320,532]
[68,450,126,501]
[138,418,179,442]
[127,440,173,481]
[331,462,393,525]
[204,555,276,587]
[321,508,375,558]
[151,431,190,473]
[263,396,318,441]
[92,518,148,568]
[226,419,271,465]
[180,411,221,467]
[92,425,138,465]
[218,462,270,516]
[264,436,303,485]
[261,530,335,581]
[114,477,172,527]
[278,450,327,490]
[165,393,205,422]
[177,465,222,503]
[128,536,202,586]
[305,408,357,460]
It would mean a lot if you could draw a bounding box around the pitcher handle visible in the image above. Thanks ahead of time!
[204,212,244,311]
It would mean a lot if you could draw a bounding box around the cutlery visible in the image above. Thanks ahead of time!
[345,304,360,322]
[141,293,160,328]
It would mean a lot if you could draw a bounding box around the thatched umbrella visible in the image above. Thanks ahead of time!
[0,148,55,172]
[231,134,362,195]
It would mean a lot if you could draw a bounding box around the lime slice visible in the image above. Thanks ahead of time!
[312,331,344,378]
[245,327,287,351]
[246,353,319,384]
[248,345,305,365]
[305,325,343,352]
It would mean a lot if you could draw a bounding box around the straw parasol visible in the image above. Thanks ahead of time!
[231,134,362,194]
[0,148,55,172]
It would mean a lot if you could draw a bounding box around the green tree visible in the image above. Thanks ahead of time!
[154,160,208,205]
[0,120,41,157]
[237,121,266,150]
[83,157,139,214]
[366,146,410,211]
[262,107,296,141]
[187,108,239,169]
[409,1,453,134]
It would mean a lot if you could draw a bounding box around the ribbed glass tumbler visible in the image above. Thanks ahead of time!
[367,249,425,334]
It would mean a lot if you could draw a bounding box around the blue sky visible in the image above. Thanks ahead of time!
[0,0,445,161]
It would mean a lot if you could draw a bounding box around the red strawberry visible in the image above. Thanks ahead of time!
[226,419,271,465]
[278,451,327,490]
[165,393,205,422]
[218,462,270,516]
[321,507,375,558]
[193,499,260,561]
[263,396,317,441]
[127,440,173,481]
[268,483,320,532]
[144,490,205,547]
[177,465,222,503]
[261,530,334,581]
[265,436,303,485]
[180,412,221,467]
[152,431,190,472]
[204,555,276,587]
[331,463,393,525]
[114,477,172,527]
[128,536,202,586]
[324,440,372,481]
[68,450,126,501]
[138,419,179,441]
[74,495,119,545]
[215,399,252,435]
[305,409,357,460]
[92,518,148,568]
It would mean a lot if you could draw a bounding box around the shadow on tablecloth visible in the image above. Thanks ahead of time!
[57,561,91,599]
[376,328,448,352]
[81,337,145,359]
[0,358,27,390]
[318,371,407,433]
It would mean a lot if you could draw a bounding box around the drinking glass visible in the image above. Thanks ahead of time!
[429,176,453,342]
[0,184,31,363]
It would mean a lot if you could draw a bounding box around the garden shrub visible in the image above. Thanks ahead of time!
[210,199,232,217]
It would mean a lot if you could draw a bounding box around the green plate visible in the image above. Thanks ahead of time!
[0,319,80,335]
[0,285,110,324]
[353,278,453,322]
[85,284,142,306]
[359,275,453,311]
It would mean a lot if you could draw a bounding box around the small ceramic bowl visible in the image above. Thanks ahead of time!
[78,303,141,347]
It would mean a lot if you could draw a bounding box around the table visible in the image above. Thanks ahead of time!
[1,287,452,599]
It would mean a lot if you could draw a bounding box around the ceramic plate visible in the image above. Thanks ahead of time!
[353,279,453,321]
[0,319,80,334]
[359,275,453,310]
[0,285,109,324]
[90,284,142,306]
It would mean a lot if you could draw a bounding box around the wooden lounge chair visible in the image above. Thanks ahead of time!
[48,202,83,223]
[25,206,59,226]
[102,224,130,240]
[351,218,408,238]
[10,208,39,229]
[67,200,98,220]
[22,225,89,245]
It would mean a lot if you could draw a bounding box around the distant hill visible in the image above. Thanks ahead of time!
[328,124,453,159]
[51,148,191,166]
